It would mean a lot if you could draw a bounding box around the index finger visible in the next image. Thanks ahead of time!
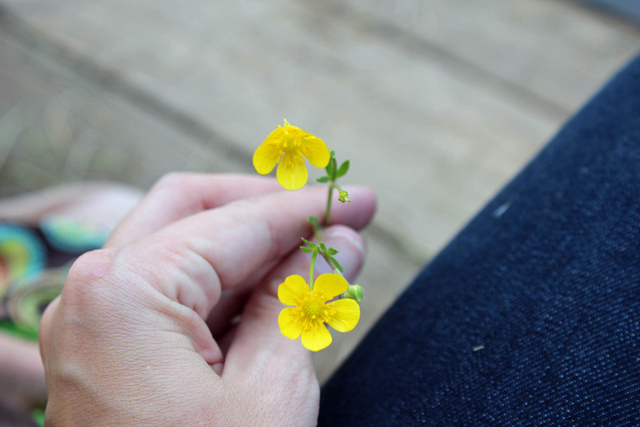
[105,173,283,248]
[119,185,376,318]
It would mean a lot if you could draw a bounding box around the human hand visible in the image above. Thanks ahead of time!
[39,174,376,425]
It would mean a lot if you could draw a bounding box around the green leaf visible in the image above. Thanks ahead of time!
[301,237,317,250]
[307,216,319,228]
[320,243,327,252]
[300,246,315,253]
[326,158,336,178]
[329,255,344,272]
[316,176,330,183]
[330,150,336,159]
[326,247,339,256]
[336,160,350,178]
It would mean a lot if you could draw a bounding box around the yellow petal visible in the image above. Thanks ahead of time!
[278,275,309,306]
[253,128,284,175]
[301,136,330,169]
[301,323,332,352]
[278,307,303,340]
[313,273,349,301]
[281,122,329,168]
[276,152,308,191]
[326,298,360,332]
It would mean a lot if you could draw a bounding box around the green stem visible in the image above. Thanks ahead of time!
[309,249,318,289]
[323,182,334,226]
[309,157,345,286]
[313,227,344,279]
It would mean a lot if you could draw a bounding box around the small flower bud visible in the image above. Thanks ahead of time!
[344,284,363,303]
[338,190,351,203]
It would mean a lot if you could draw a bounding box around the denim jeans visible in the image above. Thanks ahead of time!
[319,54,640,426]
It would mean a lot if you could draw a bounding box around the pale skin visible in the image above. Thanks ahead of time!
[0,334,46,411]
[38,173,376,425]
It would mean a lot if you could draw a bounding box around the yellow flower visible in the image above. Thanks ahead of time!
[278,273,360,352]
[253,120,331,191]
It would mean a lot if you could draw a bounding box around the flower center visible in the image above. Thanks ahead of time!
[283,136,300,153]
[303,299,324,320]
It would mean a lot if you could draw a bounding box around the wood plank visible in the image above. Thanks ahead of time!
[335,0,640,111]
[0,29,251,191]
[0,0,581,260]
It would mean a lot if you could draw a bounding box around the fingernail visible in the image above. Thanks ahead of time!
[324,229,365,256]
[212,363,224,376]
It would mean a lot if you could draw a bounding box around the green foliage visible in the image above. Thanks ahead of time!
[324,151,351,182]
[326,247,339,256]
[328,255,344,272]
[301,237,318,251]
[307,216,320,233]
[302,150,362,300]
[336,160,350,178]
[326,157,336,178]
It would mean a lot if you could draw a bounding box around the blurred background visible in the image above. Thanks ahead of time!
[0,0,639,382]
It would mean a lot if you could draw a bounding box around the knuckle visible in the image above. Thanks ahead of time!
[60,248,117,310]
[115,239,220,313]
[120,238,186,282]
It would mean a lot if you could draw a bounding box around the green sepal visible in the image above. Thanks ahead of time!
[336,160,350,178]
[316,176,330,183]
[326,247,339,256]
[344,284,363,303]
[300,246,315,253]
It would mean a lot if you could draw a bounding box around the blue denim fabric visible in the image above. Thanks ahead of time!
[319,54,640,426]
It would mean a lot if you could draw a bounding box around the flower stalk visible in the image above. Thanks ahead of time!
[324,183,334,226]
[253,120,362,352]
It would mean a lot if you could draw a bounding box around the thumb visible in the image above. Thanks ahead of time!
[222,225,366,422]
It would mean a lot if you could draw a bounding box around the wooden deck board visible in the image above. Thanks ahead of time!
[337,0,640,110]
[0,0,638,380]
